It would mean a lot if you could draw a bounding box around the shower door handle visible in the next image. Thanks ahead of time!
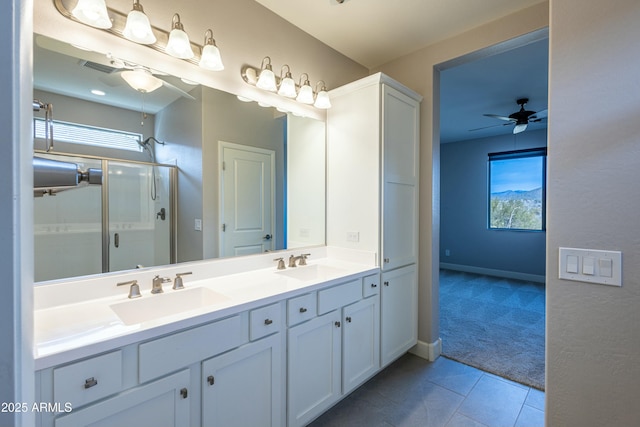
[114,233,119,248]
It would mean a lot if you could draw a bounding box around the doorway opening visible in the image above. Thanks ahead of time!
[435,29,548,390]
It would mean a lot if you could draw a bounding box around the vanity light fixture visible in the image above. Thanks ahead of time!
[199,29,224,71]
[256,57,278,92]
[122,0,156,45]
[240,60,331,110]
[121,67,163,93]
[166,13,195,60]
[71,0,112,29]
[313,81,332,109]
[296,73,315,105]
[277,65,297,98]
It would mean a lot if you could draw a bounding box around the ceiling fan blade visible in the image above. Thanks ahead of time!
[529,109,548,120]
[159,79,196,100]
[468,123,511,132]
[484,113,517,122]
[513,123,528,134]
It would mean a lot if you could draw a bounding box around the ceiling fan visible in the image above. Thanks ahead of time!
[473,98,547,134]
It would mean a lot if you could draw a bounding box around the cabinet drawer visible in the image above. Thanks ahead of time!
[317,280,362,315]
[139,314,248,383]
[250,302,282,341]
[362,273,380,298]
[287,293,317,326]
[53,350,122,408]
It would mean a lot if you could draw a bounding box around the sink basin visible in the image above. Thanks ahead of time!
[110,287,230,325]
[276,264,348,282]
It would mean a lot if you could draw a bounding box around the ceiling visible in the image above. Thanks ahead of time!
[256,0,549,144]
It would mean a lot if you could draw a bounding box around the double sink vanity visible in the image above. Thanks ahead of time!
[34,247,417,427]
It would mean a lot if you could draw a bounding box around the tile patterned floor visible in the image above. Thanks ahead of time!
[309,354,545,427]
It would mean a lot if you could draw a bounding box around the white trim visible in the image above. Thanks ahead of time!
[440,262,545,283]
[410,338,442,362]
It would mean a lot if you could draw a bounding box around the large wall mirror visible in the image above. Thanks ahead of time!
[33,34,326,283]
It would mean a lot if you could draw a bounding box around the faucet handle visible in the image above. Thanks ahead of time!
[173,272,192,290]
[273,257,286,270]
[117,280,141,299]
[299,253,311,266]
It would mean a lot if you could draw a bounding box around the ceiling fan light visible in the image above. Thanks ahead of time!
[199,30,224,71]
[513,123,528,134]
[166,14,194,60]
[121,68,163,93]
[72,0,112,29]
[123,1,156,45]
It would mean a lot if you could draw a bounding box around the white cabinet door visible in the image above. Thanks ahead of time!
[287,311,342,427]
[342,296,380,394]
[381,264,418,367]
[202,333,283,427]
[381,84,420,271]
[54,370,190,427]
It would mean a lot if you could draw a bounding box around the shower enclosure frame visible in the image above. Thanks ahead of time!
[34,150,178,276]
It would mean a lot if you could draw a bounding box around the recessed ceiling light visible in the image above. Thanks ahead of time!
[91,89,106,96]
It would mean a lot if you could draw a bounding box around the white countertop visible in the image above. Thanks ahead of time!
[34,248,378,370]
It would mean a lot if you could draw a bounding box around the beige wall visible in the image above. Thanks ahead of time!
[546,0,640,425]
[375,1,549,346]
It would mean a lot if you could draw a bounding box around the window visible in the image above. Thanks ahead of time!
[488,147,546,231]
[34,118,143,152]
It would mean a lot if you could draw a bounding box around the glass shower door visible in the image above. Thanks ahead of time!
[107,161,173,272]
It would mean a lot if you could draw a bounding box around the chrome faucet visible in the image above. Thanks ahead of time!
[152,275,171,294]
[117,280,141,299]
[173,272,192,290]
[288,253,311,268]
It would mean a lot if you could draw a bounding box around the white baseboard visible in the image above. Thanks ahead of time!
[439,263,545,284]
[410,338,442,362]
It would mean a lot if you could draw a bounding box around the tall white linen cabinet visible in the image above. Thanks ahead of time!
[327,72,422,368]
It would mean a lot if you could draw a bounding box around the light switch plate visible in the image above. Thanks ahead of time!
[559,247,622,286]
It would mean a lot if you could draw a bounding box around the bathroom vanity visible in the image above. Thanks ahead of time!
[34,248,385,427]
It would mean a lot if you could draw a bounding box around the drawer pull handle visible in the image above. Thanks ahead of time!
[207,375,215,386]
[346,316,352,323]
[384,281,390,286]
[180,388,188,399]
[299,307,308,313]
[371,283,378,288]
[264,318,273,325]
[84,377,98,389]
[335,321,341,328]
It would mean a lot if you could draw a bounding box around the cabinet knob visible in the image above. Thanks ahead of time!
[384,281,390,286]
[180,388,188,399]
[370,283,377,288]
[264,318,273,325]
[384,258,390,263]
[346,316,352,323]
[299,307,307,313]
[335,321,341,328]
[207,375,215,386]
[84,377,98,389]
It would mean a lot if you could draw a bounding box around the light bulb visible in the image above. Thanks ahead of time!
[296,74,314,104]
[166,14,194,60]
[256,57,277,92]
[199,30,224,71]
[123,1,156,44]
[72,0,112,29]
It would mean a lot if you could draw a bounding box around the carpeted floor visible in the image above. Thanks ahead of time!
[439,269,546,390]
